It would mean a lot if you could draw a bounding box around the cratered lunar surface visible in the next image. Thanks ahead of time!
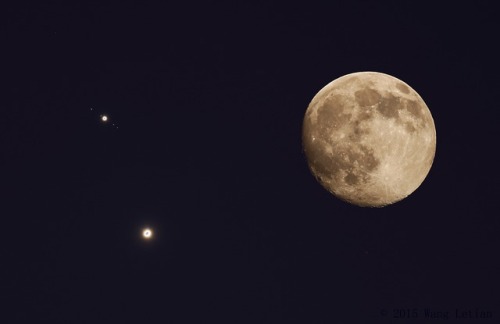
[302,72,436,207]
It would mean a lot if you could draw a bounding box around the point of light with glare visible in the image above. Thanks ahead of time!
[142,228,153,240]
[101,115,108,122]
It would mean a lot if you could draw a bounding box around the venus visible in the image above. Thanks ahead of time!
[302,72,436,207]
[142,228,153,239]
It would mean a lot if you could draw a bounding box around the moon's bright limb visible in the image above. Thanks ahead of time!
[302,71,436,207]
[142,228,153,239]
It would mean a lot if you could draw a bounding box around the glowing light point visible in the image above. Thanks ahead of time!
[101,115,108,122]
[142,228,153,239]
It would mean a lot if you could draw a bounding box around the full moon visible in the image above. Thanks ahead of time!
[302,72,436,207]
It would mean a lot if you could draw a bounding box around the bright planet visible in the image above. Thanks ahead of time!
[302,71,436,207]
[142,228,153,239]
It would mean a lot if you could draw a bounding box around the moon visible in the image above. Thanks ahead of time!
[302,72,436,207]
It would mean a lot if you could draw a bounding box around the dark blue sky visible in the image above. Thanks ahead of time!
[2,2,499,323]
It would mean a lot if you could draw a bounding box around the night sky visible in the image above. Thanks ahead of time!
[2,2,499,323]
